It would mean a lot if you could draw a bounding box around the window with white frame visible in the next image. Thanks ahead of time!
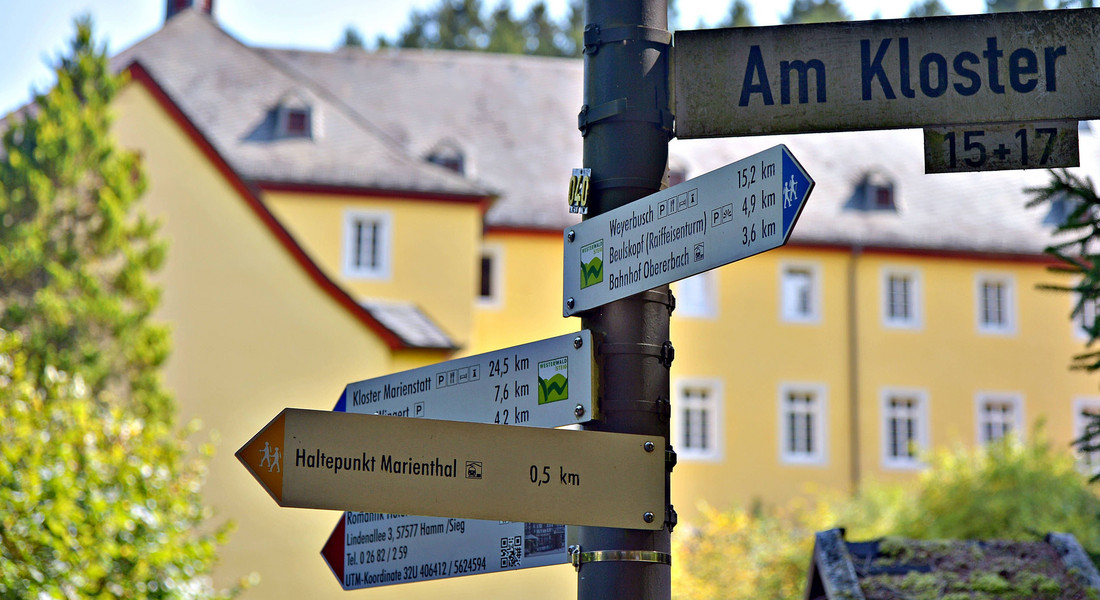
[881,389,928,469]
[976,274,1016,334]
[477,245,503,308]
[781,263,820,323]
[1073,398,1100,476]
[343,210,391,279]
[674,379,722,461]
[779,383,827,465]
[674,271,717,318]
[881,268,922,329]
[1074,289,1100,341]
[975,393,1023,444]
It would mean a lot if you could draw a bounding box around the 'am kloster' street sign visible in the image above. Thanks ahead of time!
[673,9,1100,138]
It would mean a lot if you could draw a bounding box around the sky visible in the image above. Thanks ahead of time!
[0,0,989,117]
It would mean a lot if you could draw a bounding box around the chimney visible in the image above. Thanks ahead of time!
[166,0,214,21]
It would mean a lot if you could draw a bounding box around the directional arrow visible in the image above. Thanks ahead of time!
[321,513,568,590]
[237,408,664,530]
[334,330,595,427]
[562,144,814,315]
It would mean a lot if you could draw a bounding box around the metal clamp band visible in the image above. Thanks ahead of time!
[599,342,664,358]
[570,547,672,571]
[598,341,674,367]
[583,24,672,55]
[578,98,674,137]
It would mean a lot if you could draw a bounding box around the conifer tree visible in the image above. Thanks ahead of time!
[0,17,239,598]
[0,16,171,422]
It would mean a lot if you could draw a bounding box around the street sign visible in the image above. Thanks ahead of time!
[336,330,596,427]
[321,513,566,590]
[331,331,594,588]
[237,408,665,530]
[674,9,1100,138]
[562,144,813,316]
[924,120,1079,173]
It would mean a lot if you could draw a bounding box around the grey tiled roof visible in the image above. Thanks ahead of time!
[359,300,455,350]
[113,10,490,199]
[260,45,583,230]
[112,10,1100,255]
[670,126,1100,256]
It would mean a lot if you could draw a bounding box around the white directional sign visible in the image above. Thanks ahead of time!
[674,9,1100,138]
[321,513,566,590]
[237,409,665,530]
[328,333,592,589]
[336,331,595,427]
[563,144,813,316]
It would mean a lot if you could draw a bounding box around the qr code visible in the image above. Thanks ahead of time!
[500,535,523,569]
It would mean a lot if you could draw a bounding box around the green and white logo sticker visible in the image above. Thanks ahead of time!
[538,357,569,405]
[580,239,604,289]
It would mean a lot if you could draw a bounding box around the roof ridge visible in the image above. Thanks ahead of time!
[275,45,582,68]
[253,46,494,195]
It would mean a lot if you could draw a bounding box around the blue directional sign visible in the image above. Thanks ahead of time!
[563,144,814,316]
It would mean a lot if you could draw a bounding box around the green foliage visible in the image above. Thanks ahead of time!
[672,499,830,599]
[908,0,952,17]
[0,330,241,598]
[341,25,365,48]
[0,16,171,422]
[673,434,1100,600]
[894,434,1100,548]
[0,18,240,598]
[719,0,755,27]
[987,0,1049,10]
[782,0,853,24]
[1027,170,1100,375]
[388,0,582,57]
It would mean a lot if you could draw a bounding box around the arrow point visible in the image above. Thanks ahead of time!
[321,516,347,587]
[236,410,286,504]
[780,147,814,240]
[333,388,347,412]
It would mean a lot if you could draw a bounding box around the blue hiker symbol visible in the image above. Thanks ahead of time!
[783,174,798,209]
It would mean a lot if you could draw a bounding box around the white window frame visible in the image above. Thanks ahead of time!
[780,262,821,324]
[778,383,828,465]
[880,388,929,470]
[1073,397,1100,477]
[476,244,504,309]
[1073,288,1100,341]
[343,210,392,280]
[974,392,1024,444]
[975,273,1016,335]
[674,271,718,319]
[673,378,723,462]
[881,267,922,330]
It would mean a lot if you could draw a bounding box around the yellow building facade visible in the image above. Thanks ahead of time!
[96,7,1100,599]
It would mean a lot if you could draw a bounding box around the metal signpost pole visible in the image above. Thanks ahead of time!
[575,0,672,598]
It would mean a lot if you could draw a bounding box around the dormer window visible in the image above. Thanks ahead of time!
[845,170,898,212]
[285,109,309,135]
[273,90,318,140]
[277,106,312,138]
[425,139,467,175]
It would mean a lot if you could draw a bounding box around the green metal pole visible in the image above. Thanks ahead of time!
[575,0,673,598]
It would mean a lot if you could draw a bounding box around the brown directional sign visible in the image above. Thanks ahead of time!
[237,408,665,530]
[674,9,1100,138]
